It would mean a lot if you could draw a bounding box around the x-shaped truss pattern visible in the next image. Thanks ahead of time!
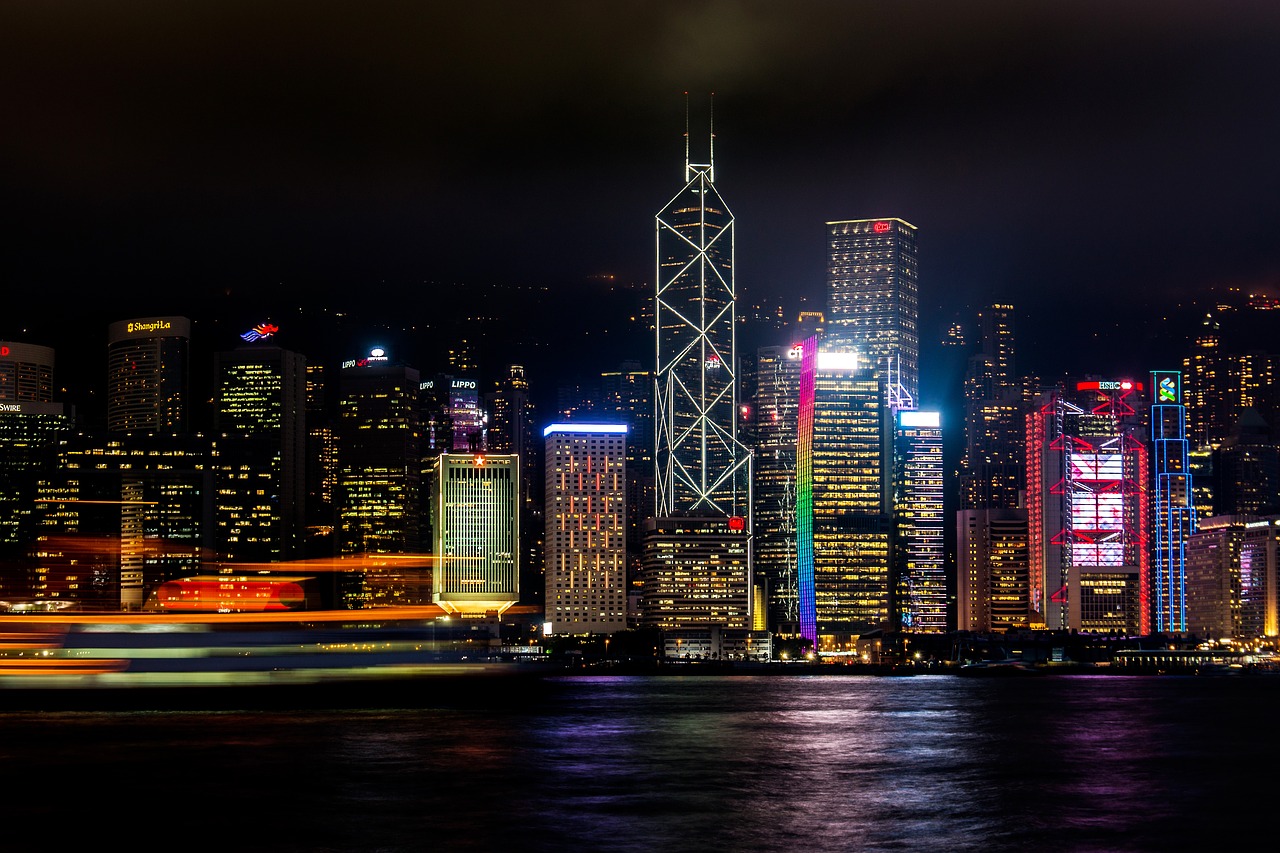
[653,163,751,520]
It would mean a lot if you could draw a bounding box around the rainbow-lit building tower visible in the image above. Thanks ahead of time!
[796,337,891,649]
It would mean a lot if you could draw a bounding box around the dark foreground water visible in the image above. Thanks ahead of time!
[1,674,1276,852]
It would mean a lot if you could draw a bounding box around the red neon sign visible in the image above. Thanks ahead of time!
[728,516,746,532]
[873,221,891,233]
[0,346,8,357]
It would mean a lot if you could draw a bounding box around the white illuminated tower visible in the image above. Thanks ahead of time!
[653,109,751,523]
[646,105,753,633]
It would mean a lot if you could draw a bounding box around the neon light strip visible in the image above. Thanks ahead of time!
[796,334,818,647]
[542,423,629,437]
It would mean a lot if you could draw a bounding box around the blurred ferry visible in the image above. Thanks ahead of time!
[0,607,529,701]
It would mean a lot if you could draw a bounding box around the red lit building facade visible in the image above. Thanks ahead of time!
[1026,380,1150,634]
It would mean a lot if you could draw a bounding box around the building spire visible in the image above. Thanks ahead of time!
[709,91,716,183]
[683,91,691,181]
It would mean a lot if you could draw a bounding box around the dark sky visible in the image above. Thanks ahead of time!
[5,2,1280,398]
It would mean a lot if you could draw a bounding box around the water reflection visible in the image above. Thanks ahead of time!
[1,675,1277,852]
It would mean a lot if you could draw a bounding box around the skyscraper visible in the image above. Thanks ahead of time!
[825,218,919,407]
[797,339,891,649]
[33,436,209,610]
[337,349,421,555]
[106,316,191,436]
[957,508,1031,632]
[1184,514,1250,639]
[432,452,519,616]
[1149,370,1197,633]
[1239,517,1280,638]
[1026,380,1149,633]
[0,341,68,572]
[0,400,73,581]
[486,364,541,605]
[212,341,308,562]
[304,362,338,557]
[893,409,947,632]
[960,304,1026,510]
[748,343,802,635]
[543,424,627,634]
[646,118,752,630]
[653,129,750,522]
[0,341,55,402]
[598,361,654,617]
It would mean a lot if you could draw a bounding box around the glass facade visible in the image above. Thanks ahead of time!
[797,342,890,647]
[894,410,946,632]
[213,346,307,563]
[654,158,749,520]
[748,344,802,635]
[825,218,919,406]
[338,361,422,555]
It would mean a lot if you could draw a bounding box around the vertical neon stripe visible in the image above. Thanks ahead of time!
[796,335,818,647]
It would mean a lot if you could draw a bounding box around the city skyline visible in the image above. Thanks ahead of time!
[5,3,1280,394]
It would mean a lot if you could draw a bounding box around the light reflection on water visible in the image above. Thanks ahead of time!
[1,674,1275,852]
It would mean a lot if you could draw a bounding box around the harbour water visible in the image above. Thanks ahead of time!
[2,673,1275,852]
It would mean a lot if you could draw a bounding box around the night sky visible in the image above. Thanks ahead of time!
[5,2,1280,407]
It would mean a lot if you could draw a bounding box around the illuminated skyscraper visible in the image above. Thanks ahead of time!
[0,341,67,576]
[33,437,209,610]
[747,344,803,635]
[106,317,191,436]
[431,452,519,616]
[825,218,919,407]
[639,515,751,631]
[1026,380,1149,633]
[653,127,750,520]
[1184,515,1250,639]
[212,342,307,562]
[1183,312,1280,453]
[596,361,654,617]
[337,349,421,555]
[0,341,54,402]
[304,362,338,556]
[647,118,752,630]
[960,304,1027,510]
[894,410,947,632]
[1149,370,1197,633]
[797,339,890,649]
[1214,409,1280,517]
[486,364,541,604]
[543,424,627,633]
[1239,517,1280,638]
[485,365,536,497]
[0,401,73,587]
[957,508,1031,632]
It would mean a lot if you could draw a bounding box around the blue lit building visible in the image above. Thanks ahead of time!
[1150,370,1197,633]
